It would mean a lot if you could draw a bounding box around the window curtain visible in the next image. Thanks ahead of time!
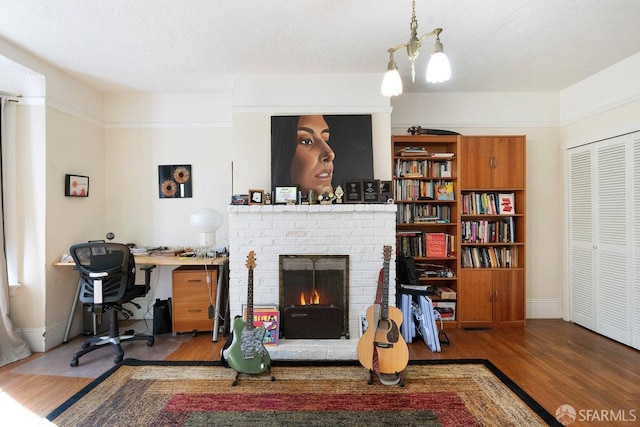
[0,96,31,367]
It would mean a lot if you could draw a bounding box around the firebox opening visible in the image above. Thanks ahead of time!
[279,255,349,339]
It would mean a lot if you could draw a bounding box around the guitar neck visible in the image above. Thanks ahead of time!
[246,268,255,330]
[380,260,390,319]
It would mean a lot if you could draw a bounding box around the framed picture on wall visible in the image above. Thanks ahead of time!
[65,174,89,197]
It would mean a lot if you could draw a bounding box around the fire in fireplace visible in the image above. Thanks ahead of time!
[279,255,349,339]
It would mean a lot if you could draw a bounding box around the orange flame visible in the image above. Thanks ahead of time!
[299,290,321,305]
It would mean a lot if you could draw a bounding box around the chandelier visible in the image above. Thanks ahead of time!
[381,0,451,96]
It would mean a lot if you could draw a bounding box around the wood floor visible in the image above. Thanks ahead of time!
[1,319,638,422]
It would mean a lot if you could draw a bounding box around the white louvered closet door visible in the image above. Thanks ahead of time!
[594,136,630,345]
[633,134,640,350]
[568,145,596,330]
[568,132,639,349]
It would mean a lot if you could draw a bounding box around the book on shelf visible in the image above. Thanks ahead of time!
[436,182,454,200]
[425,233,454,258]
[498,192,515,214]
[242,305,280,345]
[428,152,455,159]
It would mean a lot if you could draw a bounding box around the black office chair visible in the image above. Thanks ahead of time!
[69,242,156,366]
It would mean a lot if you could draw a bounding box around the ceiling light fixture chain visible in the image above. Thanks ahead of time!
[381,0,451,97]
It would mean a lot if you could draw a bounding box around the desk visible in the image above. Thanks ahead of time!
[54,255,228,343]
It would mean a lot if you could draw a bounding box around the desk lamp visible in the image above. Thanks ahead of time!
[190,208,223,248]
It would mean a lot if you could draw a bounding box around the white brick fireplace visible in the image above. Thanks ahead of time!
[228,204,397,360]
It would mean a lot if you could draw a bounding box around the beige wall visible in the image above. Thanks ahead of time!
[2,41,640,350]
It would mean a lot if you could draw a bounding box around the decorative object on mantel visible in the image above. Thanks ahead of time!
[158,164,192,198]
[249,189,265,205]
[65,174,89,197]
[344,180,364,203]
[230,194,248,205]
[334,185,344,204]
[381,0,451,96]
[274,186,298,205]
[407,126,461,136]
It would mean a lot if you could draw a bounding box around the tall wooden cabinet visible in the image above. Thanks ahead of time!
[457,135,526,327]
[392,134,527,329]
[392,134,460,327]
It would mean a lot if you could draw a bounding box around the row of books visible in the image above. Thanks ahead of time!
[395,180,454,201]
[398,232,455,258]
[394,159,452,178]
[396,203,452,224]
[461,218,516,243]
[461,246,518,268]
[461,192,515,215]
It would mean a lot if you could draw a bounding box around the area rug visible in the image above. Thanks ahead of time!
[47,359,559,426]
[12,322,192,378]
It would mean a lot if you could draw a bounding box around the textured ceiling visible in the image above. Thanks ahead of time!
[1,0,640,94]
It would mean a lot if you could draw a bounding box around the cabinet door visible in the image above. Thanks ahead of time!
[172,269,216,333]
[491,137,525,189]
[458,270,493,322]
[493,270,525,323]
[459,137,493,189]
[460,136,525,189]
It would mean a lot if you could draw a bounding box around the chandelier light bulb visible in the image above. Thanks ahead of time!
[426,51,451,83]
[381,56,403,96]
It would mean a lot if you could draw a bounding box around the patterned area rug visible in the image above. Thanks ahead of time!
[48,359,559,426]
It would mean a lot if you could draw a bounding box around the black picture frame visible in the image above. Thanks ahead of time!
[65,174,89,197]
[380,180,393,203]
[362,179,380,203]
[274,186,298,204]
[344,180,364,203]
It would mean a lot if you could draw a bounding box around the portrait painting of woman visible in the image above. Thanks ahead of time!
[271,114,373,197]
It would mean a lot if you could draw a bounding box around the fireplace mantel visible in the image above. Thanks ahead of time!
[228,203,397,360]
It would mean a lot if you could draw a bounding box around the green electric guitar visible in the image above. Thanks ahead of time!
[223,251,272,383]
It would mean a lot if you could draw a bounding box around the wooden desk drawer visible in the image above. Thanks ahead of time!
[172,266,217,334]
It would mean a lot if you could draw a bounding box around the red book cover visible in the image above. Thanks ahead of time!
[425,233,448,258]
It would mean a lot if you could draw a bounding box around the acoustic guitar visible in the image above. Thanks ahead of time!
[357,245,409,376]
[223,251,272,377]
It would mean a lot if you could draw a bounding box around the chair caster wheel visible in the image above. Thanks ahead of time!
[114,356,123,364]
[192,330,198,337]
[82,342,91,349]
[147,337,155,346]
[70,359,79,367]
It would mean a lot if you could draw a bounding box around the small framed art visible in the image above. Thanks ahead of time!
[274,186,298,204]
[249,189,265,205]
[65,174,89,197]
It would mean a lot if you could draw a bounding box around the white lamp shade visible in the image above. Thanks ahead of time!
[381,69,403,97]
[426,52,451,83]
[190,208,223,246]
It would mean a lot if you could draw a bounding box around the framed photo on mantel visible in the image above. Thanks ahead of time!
[344,180,363,203]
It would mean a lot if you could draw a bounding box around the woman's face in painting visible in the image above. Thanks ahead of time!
[290,115,335,194]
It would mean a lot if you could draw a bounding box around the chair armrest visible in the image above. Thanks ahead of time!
[139,264,156,271]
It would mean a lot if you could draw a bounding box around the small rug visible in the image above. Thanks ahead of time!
[12,323,191,378]
[47,359,559,426]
